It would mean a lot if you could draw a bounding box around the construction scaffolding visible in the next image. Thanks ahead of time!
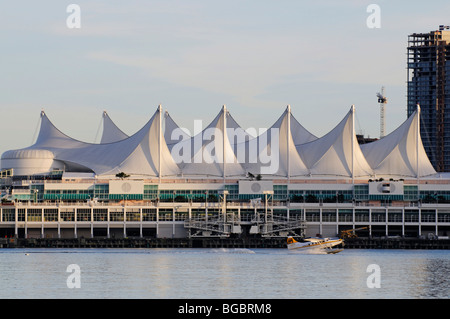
[407,28,450,172]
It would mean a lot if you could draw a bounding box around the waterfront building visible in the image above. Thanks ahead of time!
[1,105,450,240]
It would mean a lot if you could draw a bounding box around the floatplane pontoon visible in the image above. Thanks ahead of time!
[287,236,344,254]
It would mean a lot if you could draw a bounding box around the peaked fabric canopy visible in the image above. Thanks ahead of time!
[234,105,310,177]
[100,111,129,144]
[297,106,373,177]
[1,104,437,179]
[291,113,318,146]
[164,111,190,150]
[4,107,180,177]
[360,106,436,178]
[171,105,247,177]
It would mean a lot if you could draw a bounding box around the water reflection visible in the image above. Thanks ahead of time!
[422,258,450,298]
[0,249,448,299]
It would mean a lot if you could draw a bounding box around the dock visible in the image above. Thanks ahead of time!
[0,237,287,249]
[343,237,450,249]
[1,237,449,249]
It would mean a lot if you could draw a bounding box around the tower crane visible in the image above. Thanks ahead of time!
[377,86,388,138]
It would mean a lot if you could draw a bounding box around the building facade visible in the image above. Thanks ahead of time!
[1,177,450,240]
[1,105,450,240]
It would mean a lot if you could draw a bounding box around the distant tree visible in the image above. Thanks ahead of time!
[116,172,130,179]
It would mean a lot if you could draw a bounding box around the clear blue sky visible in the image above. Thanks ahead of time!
[1,0,449,156]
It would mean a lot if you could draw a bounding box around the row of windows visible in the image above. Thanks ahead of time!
[304,209,450,223]
[1,208,158,222]
[3,208,450,223]
[46,190,93,194]
[0,209,293,222]
[12,183,450,203]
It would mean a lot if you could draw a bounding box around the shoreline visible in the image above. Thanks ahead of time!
[1,237,450,249]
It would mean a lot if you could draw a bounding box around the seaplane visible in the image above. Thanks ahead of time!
[287,236,344,254]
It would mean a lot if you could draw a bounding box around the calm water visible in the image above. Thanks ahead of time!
[0,248,448,299]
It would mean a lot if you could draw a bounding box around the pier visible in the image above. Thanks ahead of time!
[343,237,450,249]
[1,237,449,249]
[0,237,288,249]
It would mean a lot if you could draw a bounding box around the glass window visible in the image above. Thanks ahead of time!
[27,209,42,222]
[126,211,141,222]
[77,208,91,222]
[305,209,320,222]
[44,209,58,222]
[110,211,124,222]
[60,211,75,222]
[159,209,173,221]
[93,209,107,222]
[142,209,156,221]
[371,211,386,222]
[17,209,26,222]
[2,209,15,222]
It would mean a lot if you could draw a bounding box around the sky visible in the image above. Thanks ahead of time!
[1,0,449,157]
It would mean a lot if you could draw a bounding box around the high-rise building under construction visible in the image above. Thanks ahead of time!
[407,26,450,172]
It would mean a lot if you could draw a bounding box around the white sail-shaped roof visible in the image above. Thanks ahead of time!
[1,104,439,180]
[278,106,311,177]
[9,107,180,177]
[100,111,129,144]
[165,108,254,150]
[297,106,373,177]
[360,106,436,178]
[174,105,246,177]
[164,111,190,151]
[236,106,310,177]
[109,107,180,178]
[291,113,317,146]
[165,105,315,177]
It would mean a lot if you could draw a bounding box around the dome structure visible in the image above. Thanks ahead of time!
[1,149,59,176]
